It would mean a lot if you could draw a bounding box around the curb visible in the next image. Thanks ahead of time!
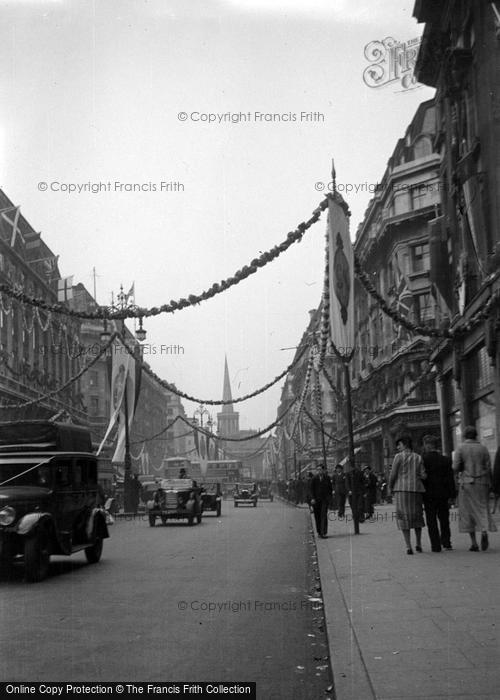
[311,513,377,700]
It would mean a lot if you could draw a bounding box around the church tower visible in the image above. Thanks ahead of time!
[217,356,240,437]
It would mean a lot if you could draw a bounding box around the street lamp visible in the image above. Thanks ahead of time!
[193,403,211,429]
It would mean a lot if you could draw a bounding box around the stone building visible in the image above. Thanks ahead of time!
[414,0,500,460]
[0,189,85,422]
[349,99,443,474]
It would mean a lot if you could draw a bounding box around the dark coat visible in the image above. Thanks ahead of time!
[422,451,456,500]
[310,473,333,502]
[493,447,500,497]
[332,473,347,496]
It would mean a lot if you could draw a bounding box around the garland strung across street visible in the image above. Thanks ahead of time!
[0,198,329,321]
[178,398,298,442]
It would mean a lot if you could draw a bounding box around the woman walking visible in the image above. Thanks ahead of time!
[389,435,427,554]
[453,426,497,551]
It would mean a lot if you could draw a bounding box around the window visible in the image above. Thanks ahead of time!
[413,136,432,159]
[411,243,430,273]
[90,396,99,416]
[414,293,435,324]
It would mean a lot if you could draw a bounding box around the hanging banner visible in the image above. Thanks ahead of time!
[112,349,136,463]
[328,197,354,357]
[97,338,134,457]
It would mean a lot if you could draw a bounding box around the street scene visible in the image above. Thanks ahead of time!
[1,0,500,699]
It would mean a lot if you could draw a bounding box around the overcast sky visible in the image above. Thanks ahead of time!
[0,0,434,435]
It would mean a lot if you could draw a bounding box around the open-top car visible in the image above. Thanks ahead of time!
[234,483,258,507]
[200,482,222,517]
[147,478,202,526]
[0,420,109,582]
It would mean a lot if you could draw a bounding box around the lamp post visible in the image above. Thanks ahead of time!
[100,284,147,513]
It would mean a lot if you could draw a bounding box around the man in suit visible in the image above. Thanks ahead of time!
[310,464,333,539]
[422,434,456,552]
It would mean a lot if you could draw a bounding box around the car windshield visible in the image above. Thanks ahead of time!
[0,457,52,487]
[160,478,193,490]
[201,483,218,493]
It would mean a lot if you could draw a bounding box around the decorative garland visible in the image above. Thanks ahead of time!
[177,398,298,442]
[0,198,329,321]
[0,332,119,409]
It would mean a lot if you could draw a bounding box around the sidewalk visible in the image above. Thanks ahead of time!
[313,504,500,700]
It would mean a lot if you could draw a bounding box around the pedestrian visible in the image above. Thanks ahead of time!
[332,464,347,518]
[305,471,314,508]
[389,434,426,554]
[310,464,333,539]
[346,462,365,533]
[131,474,141,515]
[421,435,456,552]
[452,425,497,551]
[362,465,377,518]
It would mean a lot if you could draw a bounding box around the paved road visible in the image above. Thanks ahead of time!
[0,500,333,699]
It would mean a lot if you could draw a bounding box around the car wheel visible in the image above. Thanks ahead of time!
[85,537,103,564]
[216,504,222,517]
[149,514,156,527]
[24,529,50,583]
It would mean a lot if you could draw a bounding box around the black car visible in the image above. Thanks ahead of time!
[147,478,202,526]
[0,420,109,582]
[234,483,258,507]
[200,482,222,517]
[258,483,274,501]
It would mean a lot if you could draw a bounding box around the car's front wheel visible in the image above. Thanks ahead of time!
[24,529,50,582]
[85,537,103,564]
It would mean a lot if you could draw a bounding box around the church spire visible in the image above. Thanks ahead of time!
[222,355,234,410]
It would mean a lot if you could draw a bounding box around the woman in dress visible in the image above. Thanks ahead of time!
[389,435,427,554]
[453,425,497,551]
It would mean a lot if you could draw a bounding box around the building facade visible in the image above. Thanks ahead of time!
[414,0,500,461]
[349,99,443,474]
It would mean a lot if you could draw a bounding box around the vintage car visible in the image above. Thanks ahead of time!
[258,483,274,502]
[0,420,109,582]
[147,478,202,526]
[234,483,258,507]
[200,482,222,517]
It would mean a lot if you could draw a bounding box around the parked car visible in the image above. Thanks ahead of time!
[200,482,222,517]
[0,420,109,582]
[147,478,202,526]
[234,483,258,507]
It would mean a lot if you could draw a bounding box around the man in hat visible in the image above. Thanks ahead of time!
[310,464,333,538]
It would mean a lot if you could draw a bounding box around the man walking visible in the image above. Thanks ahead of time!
[310,464,333,539]
[421,435,456,552]
[332,464,347,518]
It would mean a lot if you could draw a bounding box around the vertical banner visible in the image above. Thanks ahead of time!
[112,348,136,463]
[97,338,130,455]
[328,197,354,357]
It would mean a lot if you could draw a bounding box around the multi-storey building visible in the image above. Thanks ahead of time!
[414,0,500,460]
[349,99,443,474]
[0,190,85,422]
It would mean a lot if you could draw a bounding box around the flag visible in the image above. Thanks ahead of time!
[328,197,354,357]
[57,276,74,302]
[0,206,24,248]
[126,283,135,304]
[391,251,412,339]
[43,255,59,277]
[429,216,454,313]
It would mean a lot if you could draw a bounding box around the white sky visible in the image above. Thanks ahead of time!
[0,0,434,433]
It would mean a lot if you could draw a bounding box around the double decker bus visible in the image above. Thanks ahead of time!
[163,458,242,490]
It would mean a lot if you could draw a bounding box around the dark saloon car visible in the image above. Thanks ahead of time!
[0,420,109,582]
[147,478,202,526]
[200,482,222,517]
[234,483,258,507]
[258,483,274,502]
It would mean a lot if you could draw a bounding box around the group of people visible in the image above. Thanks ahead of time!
[391,428,497,555]
[304,426,499,554]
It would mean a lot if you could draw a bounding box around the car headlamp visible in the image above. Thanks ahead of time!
[0,506,16,526]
